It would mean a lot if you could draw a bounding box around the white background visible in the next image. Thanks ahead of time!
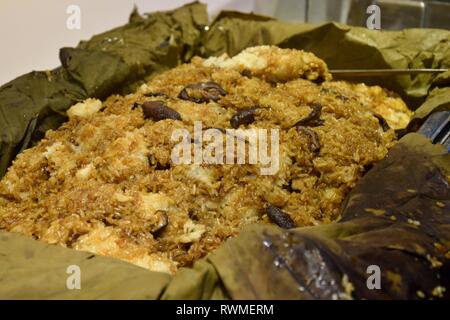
[0,0,292,85]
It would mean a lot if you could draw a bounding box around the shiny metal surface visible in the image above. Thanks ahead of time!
[330,68,449,76]
[272,0,450,30]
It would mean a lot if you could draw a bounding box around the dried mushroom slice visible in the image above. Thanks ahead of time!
[142,100,182,121]
[178,81,227,103]
[297,126,321,155]
[294,103,324,127]
[230,108,258,128]
[265,204,297,229]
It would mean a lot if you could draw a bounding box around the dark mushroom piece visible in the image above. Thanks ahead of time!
[230,108,257,129]
[178,81,227,103]
[142,100,182,121]
[297,126,321,155]
[241,69,252,78]
[373,113,390,131]
[147,154,171,170]
[294,103,324,127]
[155,162,171,170]
[150,211,169,237]
[265,204,296,229]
